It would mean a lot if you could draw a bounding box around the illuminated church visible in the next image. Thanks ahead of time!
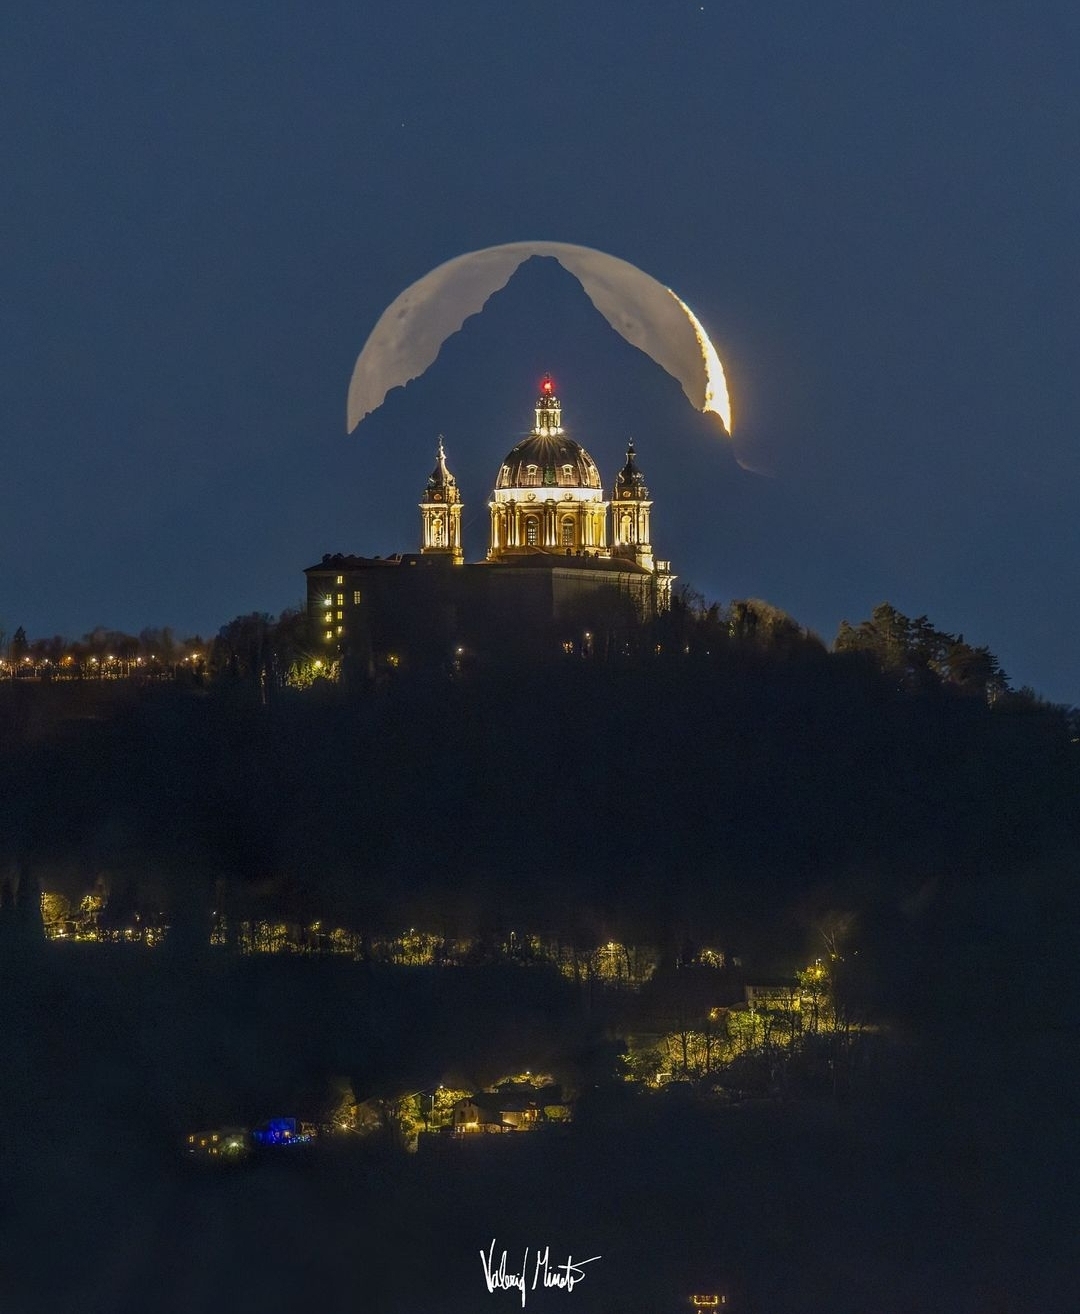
[306,377,675,672]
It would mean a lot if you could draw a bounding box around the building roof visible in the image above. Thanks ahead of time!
[307,550,653,577]
[478,549,653,576]
[305,552,448,574]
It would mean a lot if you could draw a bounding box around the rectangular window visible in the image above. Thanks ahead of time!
[353,591,361,605]
[336,593,344,606]
[335,575,344,585]
[336,625,344,635]
[324,630,332,641]
[336,611,343,621]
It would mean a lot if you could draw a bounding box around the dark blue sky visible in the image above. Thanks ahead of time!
[3,2,1078,699]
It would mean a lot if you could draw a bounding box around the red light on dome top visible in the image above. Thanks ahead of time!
[541,376,554,394]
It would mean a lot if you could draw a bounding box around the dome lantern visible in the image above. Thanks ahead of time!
[534,374,562,435]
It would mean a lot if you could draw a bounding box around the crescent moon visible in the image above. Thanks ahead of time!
[347,241,732,434]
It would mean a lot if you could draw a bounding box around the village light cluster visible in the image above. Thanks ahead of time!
[40,894,738,985]
[188,1073,571,1162]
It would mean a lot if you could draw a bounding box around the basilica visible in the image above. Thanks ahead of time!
[305,377,675,672]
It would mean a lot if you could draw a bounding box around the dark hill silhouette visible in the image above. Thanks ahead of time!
[2,603,1075,998]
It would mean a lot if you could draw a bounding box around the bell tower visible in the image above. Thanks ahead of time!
[419,436,464,564]
[610,439,654,571]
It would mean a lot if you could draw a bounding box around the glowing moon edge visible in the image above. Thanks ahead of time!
[666,288,732,433]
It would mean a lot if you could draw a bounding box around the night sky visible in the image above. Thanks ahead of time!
[4,2,1078,700]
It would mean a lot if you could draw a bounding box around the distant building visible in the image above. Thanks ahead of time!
[450,1084,571,1133]
[452,1092,543,1133]
[185,1127,249,1160]
[744,981,802,1011]
[305,377,676,674]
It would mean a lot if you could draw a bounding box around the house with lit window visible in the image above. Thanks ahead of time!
[185,1127,249,1160]
[744,980,803,1011]
[304,377,676,675]
[451,1085,569,1134]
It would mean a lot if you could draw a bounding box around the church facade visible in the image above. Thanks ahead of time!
[305,378,675,673]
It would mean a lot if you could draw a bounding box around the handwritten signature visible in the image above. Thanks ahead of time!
[480,1239,601,1307]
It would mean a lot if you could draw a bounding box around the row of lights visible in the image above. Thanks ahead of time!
[0,653,200,667]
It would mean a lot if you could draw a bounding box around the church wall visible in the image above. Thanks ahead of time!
[305,558,664,677]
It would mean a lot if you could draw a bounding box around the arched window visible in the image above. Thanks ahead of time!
[525,517,539,546]
[431,517,444,546]
[525,464,539,486]
[561,519,574,546]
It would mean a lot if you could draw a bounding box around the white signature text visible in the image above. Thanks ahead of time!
[480,1239,601,1306]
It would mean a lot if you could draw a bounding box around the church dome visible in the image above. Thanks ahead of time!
[494,375,603,492]
[495,432,603,492]
[487,378,610,559]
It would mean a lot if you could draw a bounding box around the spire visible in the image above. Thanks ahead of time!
[425,435,458,497]
[614,437,650,499]
[534,374,562,434]
[419,436,464,563]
